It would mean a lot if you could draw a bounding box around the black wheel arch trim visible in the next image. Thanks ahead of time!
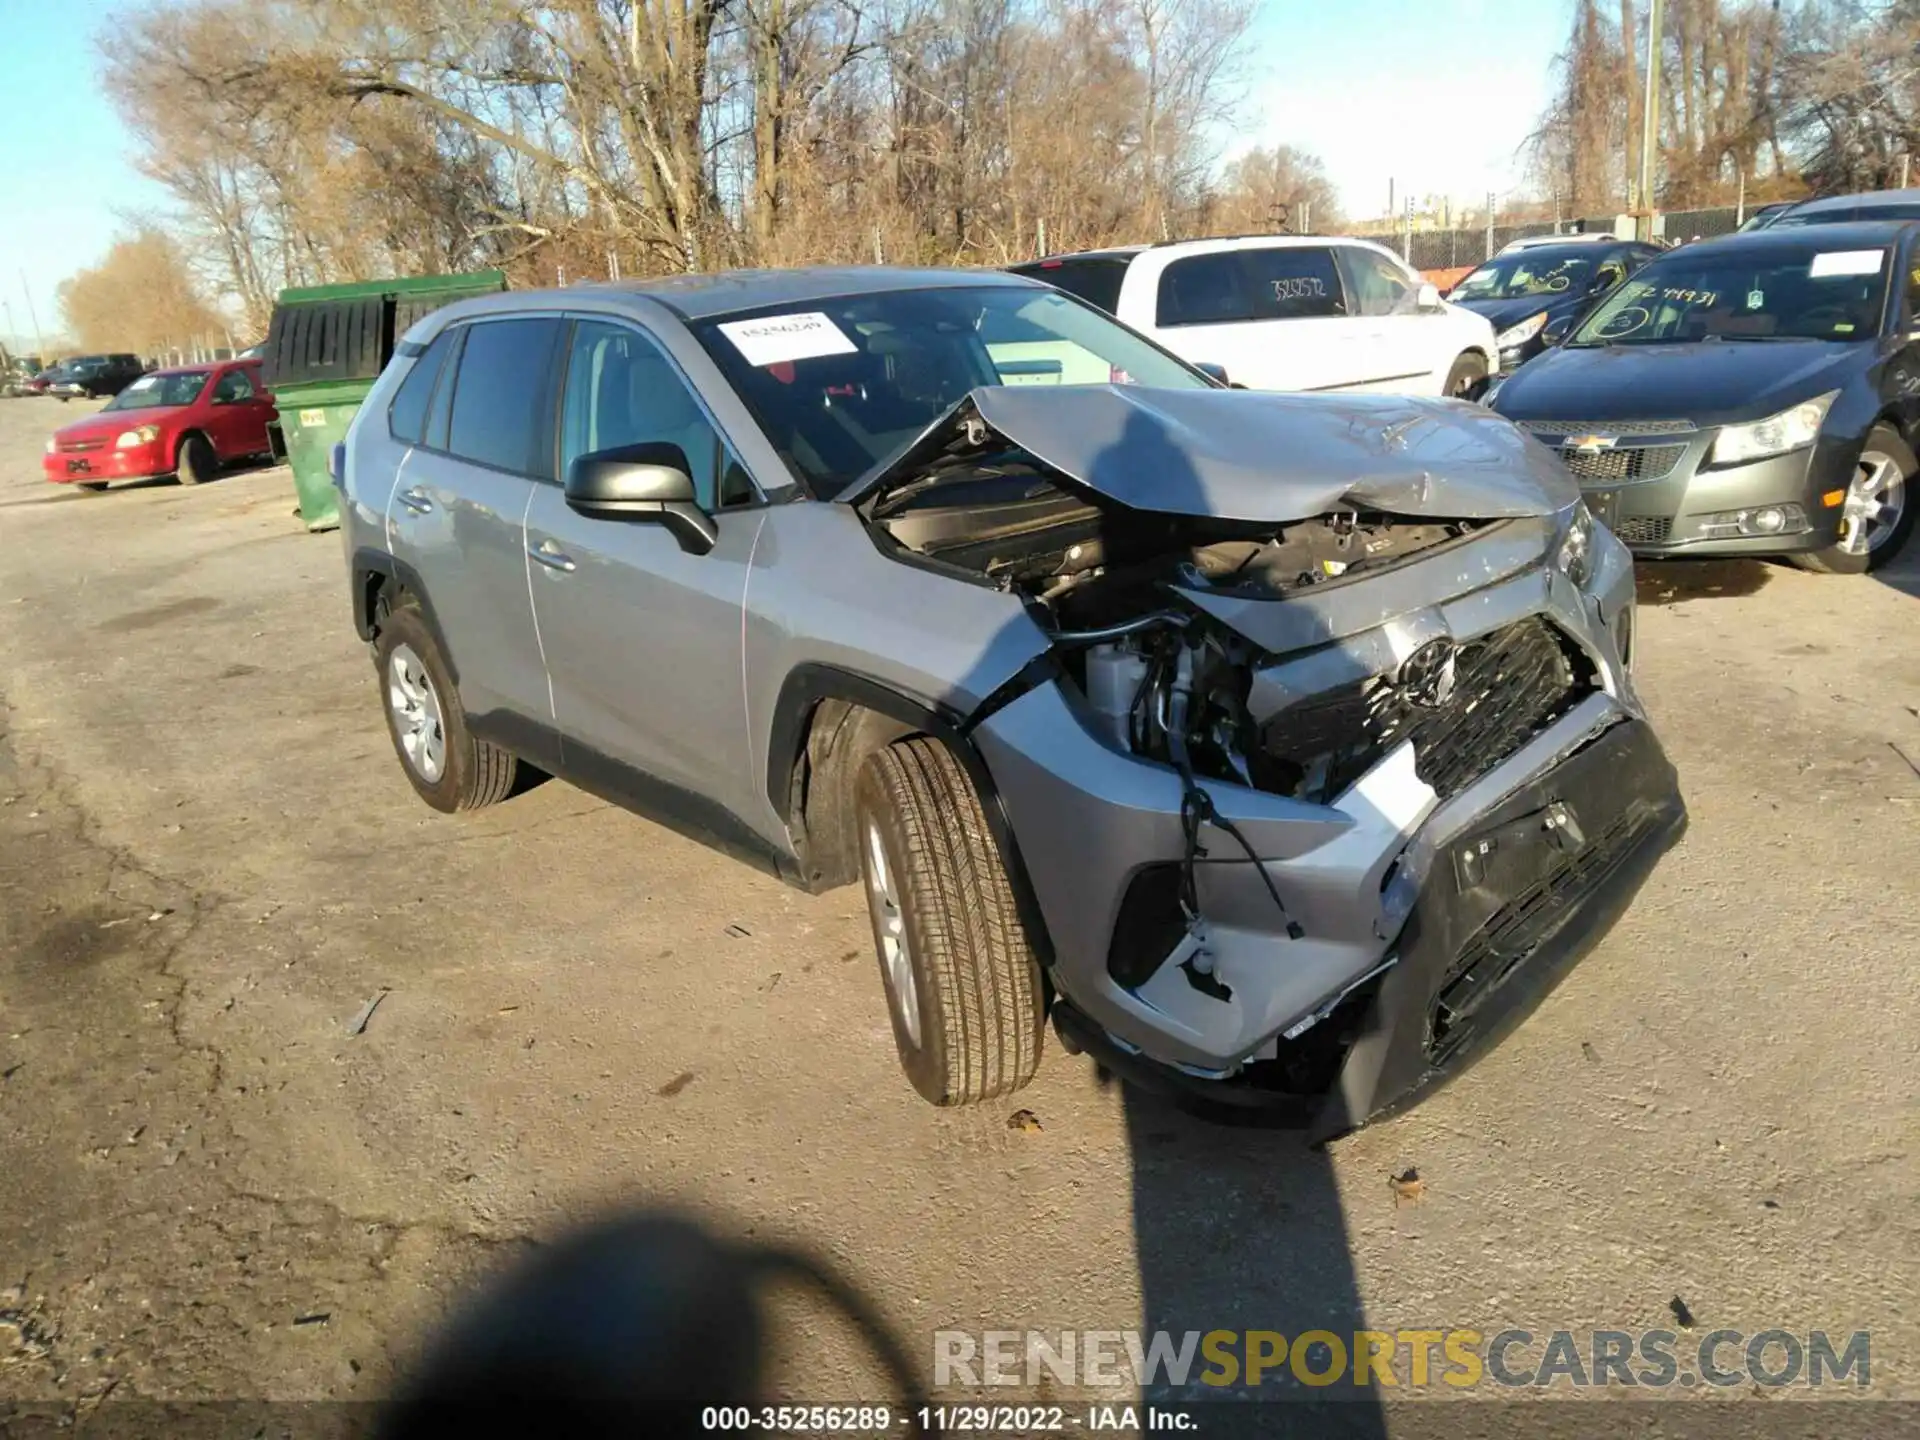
[350,548,459,685]
[765,663,1056,962]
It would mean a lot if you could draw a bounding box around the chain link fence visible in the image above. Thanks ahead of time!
[1351,204,1762,274]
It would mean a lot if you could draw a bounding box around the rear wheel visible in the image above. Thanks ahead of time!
[1793,426,1914,574]
[1443,352,1489,399]
[372,601,518,813]
[176,434,216,487]
[854,737,1044,1106]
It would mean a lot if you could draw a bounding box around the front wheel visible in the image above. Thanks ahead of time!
[1793,426,1914,574]
[1443,352,1489,399]
[176,434,216,486]
[854,738,1044,1106]
[76,481,109,493]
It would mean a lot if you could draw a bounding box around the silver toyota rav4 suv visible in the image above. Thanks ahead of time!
[336,267,1686,1137]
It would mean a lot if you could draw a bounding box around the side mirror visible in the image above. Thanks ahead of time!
[1542,315,1575,347]
[1194,362,1230,386]
[1417,282,1443,310]
[564,442,717,555]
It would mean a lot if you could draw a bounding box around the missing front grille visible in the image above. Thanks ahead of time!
[1260,618,1598,806]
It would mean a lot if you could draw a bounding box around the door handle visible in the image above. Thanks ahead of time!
[528,539,576,573]
[397,486,434,514]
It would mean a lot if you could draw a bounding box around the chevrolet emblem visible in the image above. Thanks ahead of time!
[1565,434,1618,453]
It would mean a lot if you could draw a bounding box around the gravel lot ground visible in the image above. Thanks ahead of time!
[0,393,1914,1424]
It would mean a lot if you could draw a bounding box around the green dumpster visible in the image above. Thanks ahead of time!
[262,270,507,531]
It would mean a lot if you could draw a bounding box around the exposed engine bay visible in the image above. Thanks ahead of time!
[861,422,1566,813]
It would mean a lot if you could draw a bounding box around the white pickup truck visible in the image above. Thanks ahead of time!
[1010,235,1499,398]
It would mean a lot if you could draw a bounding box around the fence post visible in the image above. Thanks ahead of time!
[1402,197,1412,263]
[1485,192,1495,260]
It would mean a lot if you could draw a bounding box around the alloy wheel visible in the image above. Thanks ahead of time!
[865,821,921,1046]
[387,643,447,783]
[1840,450,1908,557]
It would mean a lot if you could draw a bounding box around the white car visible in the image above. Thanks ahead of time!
[1009,236,1499,397]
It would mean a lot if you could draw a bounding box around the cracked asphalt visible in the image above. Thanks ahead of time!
[0,394,1915,1418]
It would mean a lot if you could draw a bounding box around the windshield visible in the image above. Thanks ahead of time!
[104,371,209,411]
[1452,250,1606,301]
[691,284,1210,495]
[1569,244,1888,345]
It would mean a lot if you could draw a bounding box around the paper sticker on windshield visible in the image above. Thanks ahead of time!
[718,312,858,368]
[1809,250,1884,278]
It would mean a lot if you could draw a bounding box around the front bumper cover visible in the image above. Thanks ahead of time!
[1052,717,1685,1137]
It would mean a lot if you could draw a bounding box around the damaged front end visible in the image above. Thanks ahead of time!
[852,385,1686,1137]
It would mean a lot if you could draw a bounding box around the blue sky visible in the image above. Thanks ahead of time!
[0,0,1566,353]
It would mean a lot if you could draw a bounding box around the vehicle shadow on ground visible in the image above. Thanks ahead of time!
[1871,547,1920,598]
[1121,1092,1385,1430]
[1633,558,1772,605]
[1079,404,1385,1428]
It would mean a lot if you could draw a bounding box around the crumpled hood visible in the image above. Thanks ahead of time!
[847,385,1576,521]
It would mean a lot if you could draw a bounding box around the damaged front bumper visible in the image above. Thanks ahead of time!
[971,537,1684,1137]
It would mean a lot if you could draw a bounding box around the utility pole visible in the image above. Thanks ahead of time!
[1637,0,1666,242]
[1736,169,1746,225]
[1901,153,1912,190]
[1402,196,1413,263]
[18,270,45,357]
[1485,191,1496,260]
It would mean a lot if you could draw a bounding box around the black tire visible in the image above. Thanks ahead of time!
[854,737,1044,1106]
[1792,425,1915,575]
[176,433,216,487]
[371,601,518,813]
[1443,352,1489,398]
[75,481,109,494]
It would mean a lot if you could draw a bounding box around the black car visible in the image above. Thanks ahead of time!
[45,353,145,401]
[1490,220,1918,574]
[1737,201,1798,233]
[1447,240,1664,370]
[1765,188,1920,231]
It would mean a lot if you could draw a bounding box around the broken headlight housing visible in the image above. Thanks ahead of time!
[1556,501,1596,588]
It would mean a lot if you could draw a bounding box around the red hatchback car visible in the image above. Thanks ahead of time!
[43,359,277,492]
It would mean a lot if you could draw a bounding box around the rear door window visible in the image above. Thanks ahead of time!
[1242,247,1349,318]
[1010,257,1131,315]
[443,318,564,477]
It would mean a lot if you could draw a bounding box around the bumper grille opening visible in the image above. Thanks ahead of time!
[1107,864,1188,989]
[1611,515,1673,546]
[58,439,106,453]
[1427,809,1645,1062]
[1260,617,1597,806]
[1558,444,1685,483]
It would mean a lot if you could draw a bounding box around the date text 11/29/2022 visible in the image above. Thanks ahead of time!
[700,1405,1194,1433]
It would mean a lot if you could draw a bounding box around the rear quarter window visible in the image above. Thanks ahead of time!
[1009,258,1130,315]
[388,329,457,446]
[1156,253,1255,326]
